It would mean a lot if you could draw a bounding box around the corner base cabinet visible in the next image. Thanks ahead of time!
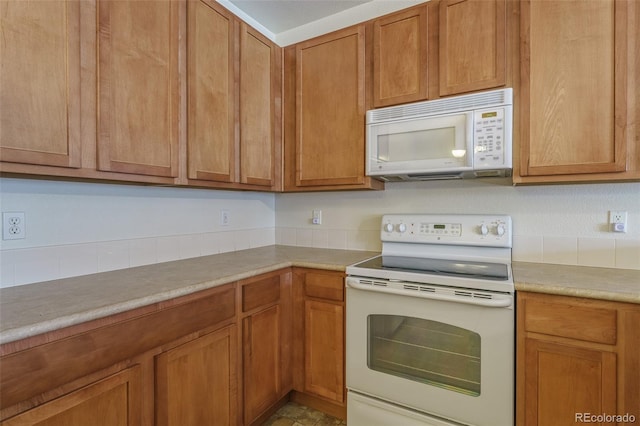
[291,269,346,419]
[517,292,640,425]
[239,270,292,426]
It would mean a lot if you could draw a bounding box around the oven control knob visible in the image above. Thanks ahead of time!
[383,223,394,233]
[397,223,407,233]
[495,224,506,236]
[479,224,489,235]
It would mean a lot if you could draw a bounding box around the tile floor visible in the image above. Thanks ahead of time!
[262,402,346,426]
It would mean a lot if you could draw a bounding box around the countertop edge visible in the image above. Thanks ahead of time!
[514,282,640,305]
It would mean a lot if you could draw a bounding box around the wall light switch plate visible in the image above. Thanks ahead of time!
[312,210,322,225]
[220,209,230,226]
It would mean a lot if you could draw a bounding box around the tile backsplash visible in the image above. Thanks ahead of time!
[1,178,638,288]
[1,228,274,288]
[275,227,639,270]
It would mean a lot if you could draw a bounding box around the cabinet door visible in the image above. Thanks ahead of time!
[373,6,429,107]
[239,24,279,187]
[295,26,366,187]
[156,326,238,426]
[1,367,141,426]
[97,0,179,178]
[439,0,506,96]
[243,305,281,424]
[304,300,344,403]
[187,0,235,183]
[523,339,617,426]
[519,0,629,177]
[0,1,81,168]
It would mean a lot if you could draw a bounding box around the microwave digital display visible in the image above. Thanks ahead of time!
[482,112,497,118]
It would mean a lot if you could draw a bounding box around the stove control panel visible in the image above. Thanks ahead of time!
[380,214,512,247]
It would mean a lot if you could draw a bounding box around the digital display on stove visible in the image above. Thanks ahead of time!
[433,224,446,229]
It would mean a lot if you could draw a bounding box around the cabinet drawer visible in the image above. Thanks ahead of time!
[304,272,344,302]
[242,276,281,312]
[524,298,617,345]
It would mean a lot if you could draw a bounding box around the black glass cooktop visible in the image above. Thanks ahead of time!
[352,255,509,281]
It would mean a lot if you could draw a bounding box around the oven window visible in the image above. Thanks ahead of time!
[367,315,481,396]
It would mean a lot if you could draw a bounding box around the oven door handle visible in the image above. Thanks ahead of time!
[346,279,513,308]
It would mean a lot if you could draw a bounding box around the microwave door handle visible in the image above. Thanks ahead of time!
[346,279,512,308]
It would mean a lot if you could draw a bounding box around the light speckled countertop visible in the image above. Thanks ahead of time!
[0,246,377,345]
[1,246,638,345]
[512,261,640,304]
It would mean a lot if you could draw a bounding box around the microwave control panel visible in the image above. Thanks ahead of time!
[473,108,509,168]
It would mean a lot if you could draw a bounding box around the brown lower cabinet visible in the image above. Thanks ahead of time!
[156,325,238,426]
[517,292,640,426]
[291,268,346,419]
[0,267,347,425]
[1,366,141,426]
[239,270,292,425]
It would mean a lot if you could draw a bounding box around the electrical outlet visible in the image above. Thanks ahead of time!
[609,210,627,233]
[312,210,322,225]
[3,212,26,240]
[220,209,230,227]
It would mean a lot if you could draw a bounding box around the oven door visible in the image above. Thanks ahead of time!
[346,278,514,426]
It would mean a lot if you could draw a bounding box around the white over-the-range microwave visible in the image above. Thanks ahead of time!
[366,88,513,181]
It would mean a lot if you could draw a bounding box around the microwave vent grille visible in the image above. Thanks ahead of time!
[367,88,512,123]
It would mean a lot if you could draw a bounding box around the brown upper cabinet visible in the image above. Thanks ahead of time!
[239,24,281,188]
[186,1,281,191]
[516,0,639,183]
[284,25,383,191]
[97,0,180,178]
[439,0,506,96]
[186,0,236,184]
[1,0,282,191]
[372,5,430,107]
[0,1,82,169]
[371,0,507,108]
